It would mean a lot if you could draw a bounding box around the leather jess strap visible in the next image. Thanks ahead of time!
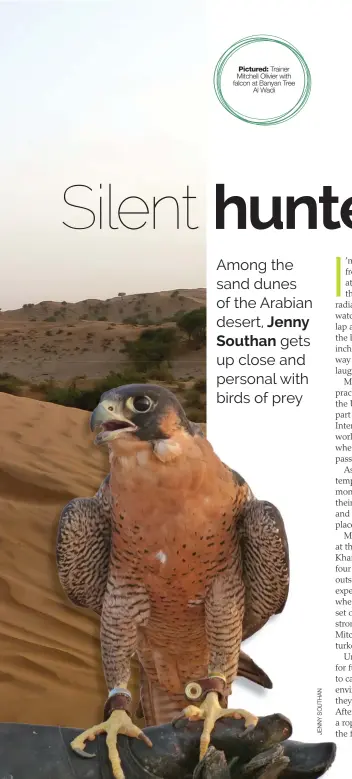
[185,675,228,707]
[104,692,132,721]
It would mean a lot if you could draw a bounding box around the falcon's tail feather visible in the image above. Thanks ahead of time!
[238,650,273,690]
[139,665,186,726]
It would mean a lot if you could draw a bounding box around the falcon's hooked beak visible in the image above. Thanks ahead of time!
[90,400,137,445]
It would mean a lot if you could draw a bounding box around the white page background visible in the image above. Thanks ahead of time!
[207,2,348,775]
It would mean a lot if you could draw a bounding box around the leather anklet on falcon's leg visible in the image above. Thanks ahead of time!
[70,687,152,779]
[178,674,258,761]
[176,570,259,762]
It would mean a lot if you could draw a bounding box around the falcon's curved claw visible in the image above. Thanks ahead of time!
[71,746,96,758]
[70,710,152,779]
[180,692,259,761]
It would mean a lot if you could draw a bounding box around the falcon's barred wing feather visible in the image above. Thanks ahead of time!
[56,475,113,614]
[237,498,290,641]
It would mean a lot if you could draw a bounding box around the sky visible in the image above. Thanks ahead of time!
[0,1,205,310]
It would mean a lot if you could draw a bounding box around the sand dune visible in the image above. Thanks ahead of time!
[0,393,140,728]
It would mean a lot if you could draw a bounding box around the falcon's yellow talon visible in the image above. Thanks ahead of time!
[179,691,259,761]
[183,705,203,720]
[227,708,258,729]
[70,709,152,779]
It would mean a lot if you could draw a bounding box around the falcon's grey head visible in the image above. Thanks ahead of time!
[90,384,200,446]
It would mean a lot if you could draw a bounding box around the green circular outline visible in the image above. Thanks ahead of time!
[213,34,311,125]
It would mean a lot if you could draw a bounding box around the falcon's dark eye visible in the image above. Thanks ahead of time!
[130,395,152,413]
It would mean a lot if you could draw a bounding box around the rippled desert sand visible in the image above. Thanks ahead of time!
[0,393,140,728]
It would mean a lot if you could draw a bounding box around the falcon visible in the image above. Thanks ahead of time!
[56,384,289,779]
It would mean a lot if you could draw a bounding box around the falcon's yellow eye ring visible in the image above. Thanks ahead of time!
[126,395,153,414]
